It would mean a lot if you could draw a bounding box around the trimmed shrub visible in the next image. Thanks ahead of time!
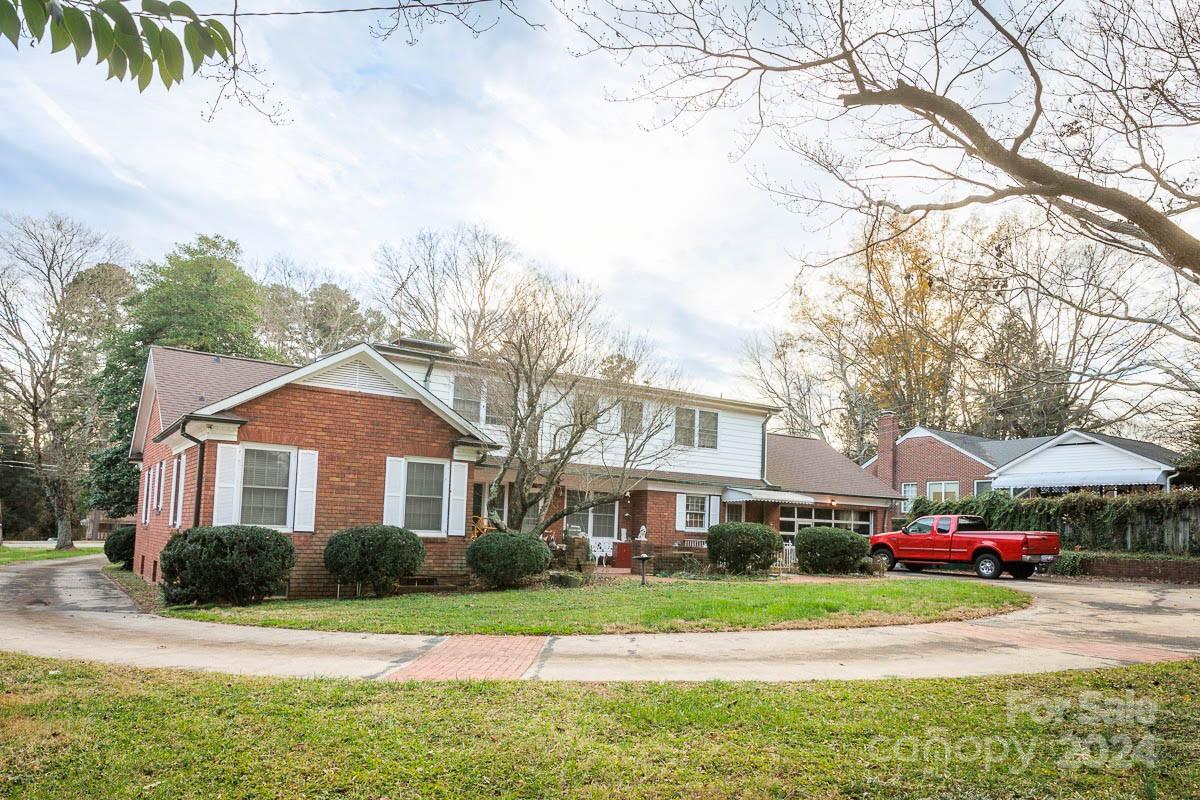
[793,526,869,574]
[323,525,426,597]
[706,522,782,573]
[160,525,295,605]
[103,525,136,570]
[466,532,552,588]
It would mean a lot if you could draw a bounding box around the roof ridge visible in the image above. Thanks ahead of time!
[152,344,296,369]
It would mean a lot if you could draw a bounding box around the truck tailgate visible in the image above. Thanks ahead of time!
[1022,532,1060,555]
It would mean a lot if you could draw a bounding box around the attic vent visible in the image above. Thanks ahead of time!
[298,358,406,398]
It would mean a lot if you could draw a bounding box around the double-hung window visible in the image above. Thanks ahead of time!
[684,495,707,529]
[973,480,993,496]
[405,461,446,533]
[620,400,643,434]
[453,376,483,423]
[899,482,917,513]
[674,408,719,448]
[927,481,960,503]
[240,448,293,528]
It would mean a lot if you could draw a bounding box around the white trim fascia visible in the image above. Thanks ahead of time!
[860,454,877,469]
[191,343,497,446]
[127,351,159,461]
[898,426,996,468]
[988,429,1172,477]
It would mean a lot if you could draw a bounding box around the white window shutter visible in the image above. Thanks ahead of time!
[175,453,187,527]
[707,496,721,529]
[294,450,319,532]
[142,471,150,523]
[675,493,687,531]
[383,457,406,527]
[167,461,177,526]
[157,462,165,510]
[212,444,242,526]
[448,462,468,536]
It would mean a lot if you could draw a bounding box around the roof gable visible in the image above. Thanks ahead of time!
[993,429,1179,475]
[192,343,495,445]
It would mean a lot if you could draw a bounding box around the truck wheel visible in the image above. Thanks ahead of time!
[973,552,1002,579]
[872,547,896,571]
[903,563,926,572]
[1008,563,1036,580]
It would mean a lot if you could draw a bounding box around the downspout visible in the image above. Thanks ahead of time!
[760,419,768,482]
[1165,470,1179,493]
[180,419,205,529]
[423,358,435,389]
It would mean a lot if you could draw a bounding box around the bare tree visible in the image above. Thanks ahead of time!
[375,225,515,356]
[566,0,1200,279]
[741,329,835,440]
[0,214,126,549]
[476,270,683,538]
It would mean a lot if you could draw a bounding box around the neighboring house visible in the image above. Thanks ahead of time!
[129,338,801,596]
[865,412,1184,514]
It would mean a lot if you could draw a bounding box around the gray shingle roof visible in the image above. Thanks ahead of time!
[917,427,1051,467]
[917,427,1179,468]
[767,434,902,499]
[151,346,296,428]
[1084,431,1181,467]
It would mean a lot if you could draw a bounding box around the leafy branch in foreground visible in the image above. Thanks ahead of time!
[0,0,233,91]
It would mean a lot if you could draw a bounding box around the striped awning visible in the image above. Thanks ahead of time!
[992,468,1167,489]
[723,487,817,504]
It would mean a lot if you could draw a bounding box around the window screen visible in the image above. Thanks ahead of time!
[405,461,446,531]
[241,449,292,527]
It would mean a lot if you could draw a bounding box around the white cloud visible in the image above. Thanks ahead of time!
[0,10,811,395]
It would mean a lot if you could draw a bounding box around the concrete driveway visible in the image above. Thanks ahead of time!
[1,556,1197,681]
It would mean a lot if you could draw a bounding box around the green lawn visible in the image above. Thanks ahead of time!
[0,652,1195,799]
[166,577,1030,635]
[0,545,97,565]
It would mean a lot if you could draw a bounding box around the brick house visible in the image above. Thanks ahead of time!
[865,412,1184,516]
[132,339,895,596]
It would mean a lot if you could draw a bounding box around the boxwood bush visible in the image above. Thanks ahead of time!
[160,525,295,605]
[323,525,425,597]
[466,532,551,588]
[103,525,136,570]
[793,526,869,574]
[706,522,782,573]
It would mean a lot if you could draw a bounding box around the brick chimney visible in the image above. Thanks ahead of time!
[876,411,899,489]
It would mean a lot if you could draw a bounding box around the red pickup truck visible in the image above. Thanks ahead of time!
[870,514,1060,579]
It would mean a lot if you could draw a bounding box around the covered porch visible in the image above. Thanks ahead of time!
[721,487,889,542]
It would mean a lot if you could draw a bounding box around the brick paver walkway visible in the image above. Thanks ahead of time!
[383,635,549,680]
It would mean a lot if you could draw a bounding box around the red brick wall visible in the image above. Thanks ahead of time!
[133,384,475,598]
[132,394,181,584]
[871,432,993,501]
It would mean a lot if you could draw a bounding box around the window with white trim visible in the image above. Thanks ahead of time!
[900,482,917,513]
[484,380,511,426]
[169,453,186,528]
[973,480,993,495]
[452,376,483,423]
[674,407,718,448]
[927,481,960,503]
[620,400,643,434]
[725,503,744,523]
[405,461,447,532]
[684,495,707,529]
[240,448,293,527]
[565,490,617,538]
[778,506,873,540]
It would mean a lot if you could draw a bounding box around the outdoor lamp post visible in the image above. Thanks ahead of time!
[635,552,651,586]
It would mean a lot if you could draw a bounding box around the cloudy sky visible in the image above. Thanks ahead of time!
[0,4,842,396]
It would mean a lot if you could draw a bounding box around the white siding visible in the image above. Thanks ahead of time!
[1001,433,1164,474]
[383,353,767,481]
